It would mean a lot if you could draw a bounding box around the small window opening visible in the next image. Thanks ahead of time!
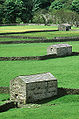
[50,48,53,51]
[15,94,18,98]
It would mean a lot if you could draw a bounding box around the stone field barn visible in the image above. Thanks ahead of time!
[10,72,57,104]
[47,44,72,56]
[58,24,71,31]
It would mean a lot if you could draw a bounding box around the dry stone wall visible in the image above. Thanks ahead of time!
[0,87,9,94]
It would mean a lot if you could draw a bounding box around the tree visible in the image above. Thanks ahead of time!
[49,0,64,10]
[0,4,4,23]
[32,9,52,25]
[21,0,40,23]
[72,0,79,13]
[0,0,5,24]
[4,0,23,23]
[39,0,54,9]
[50,8,79,25]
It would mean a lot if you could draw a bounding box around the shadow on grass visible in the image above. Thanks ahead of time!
[36,87,79,104]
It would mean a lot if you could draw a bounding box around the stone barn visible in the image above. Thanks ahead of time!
[10,72,57,104]
[58,24,71,31]
[47,44,72,56]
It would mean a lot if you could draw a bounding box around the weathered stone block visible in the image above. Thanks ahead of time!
[10,72,57,104]
[47,44,72,56]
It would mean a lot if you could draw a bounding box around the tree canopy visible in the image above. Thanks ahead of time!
[0,0,79,25]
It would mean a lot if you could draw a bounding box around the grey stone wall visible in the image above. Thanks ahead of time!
[0,87,9,94]
[47,44,72,56]
[10,77,26,104]
[26,80,57,103]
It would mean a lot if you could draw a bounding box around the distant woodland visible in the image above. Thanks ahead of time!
[0,0,79,26]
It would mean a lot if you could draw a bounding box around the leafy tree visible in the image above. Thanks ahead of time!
[50,8,79,25]
[49,0,73,10]
[0,5,4,23]
[49,0,64,10]
[21,0,40,23]
[4,0,23,23]
[72,0,79,13]
[32,9,52,25]
[39,0,54,9]
[0,0,5,24]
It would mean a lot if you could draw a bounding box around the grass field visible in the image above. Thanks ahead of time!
[0,30,79,41]
[0,38,37,41]
[0,25,79,118]
[0,25,79,34]
[11,30,79,39]
[0,94,9,101]
[0,25,58,33]
[0,95,79,119]
[0,55,79,88]
[0,42,79,57]
[0,25,79,41]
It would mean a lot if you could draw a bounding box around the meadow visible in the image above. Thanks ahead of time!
[0,25,58,33]
[0,52,79,88]
[0,95,79,119]
[0,25,79,41]
[12,30,79,39]
[0,25,79,119]
[0,30,79,41]
[0,41,79,57]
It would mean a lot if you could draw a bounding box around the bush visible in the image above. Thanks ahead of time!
[50,9,79,25]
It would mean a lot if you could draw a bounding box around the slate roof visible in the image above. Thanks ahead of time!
[48,44,72,48]
[51,44,72,48]
[18,72,57,83]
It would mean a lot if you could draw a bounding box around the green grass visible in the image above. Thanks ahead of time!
[0,25,78,34]
[1,30,79,40]
[0,94,10,101]
[0,55,79,88]
[19,31,79,39]
[0,26,79,41]
[0,41,79,57]
[0,25,58,33]
[72,26,79,29]
[18,30,79,39]
[0,42,79,88]
[0,101,6,105]
[0,38,37,41]
[0,25,79,118]
[0,43,47,56]
[0,95,79,119]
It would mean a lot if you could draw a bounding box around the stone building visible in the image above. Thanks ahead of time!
[47,44,72,56]
[10,72,57,104]
[58,24,71,31]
